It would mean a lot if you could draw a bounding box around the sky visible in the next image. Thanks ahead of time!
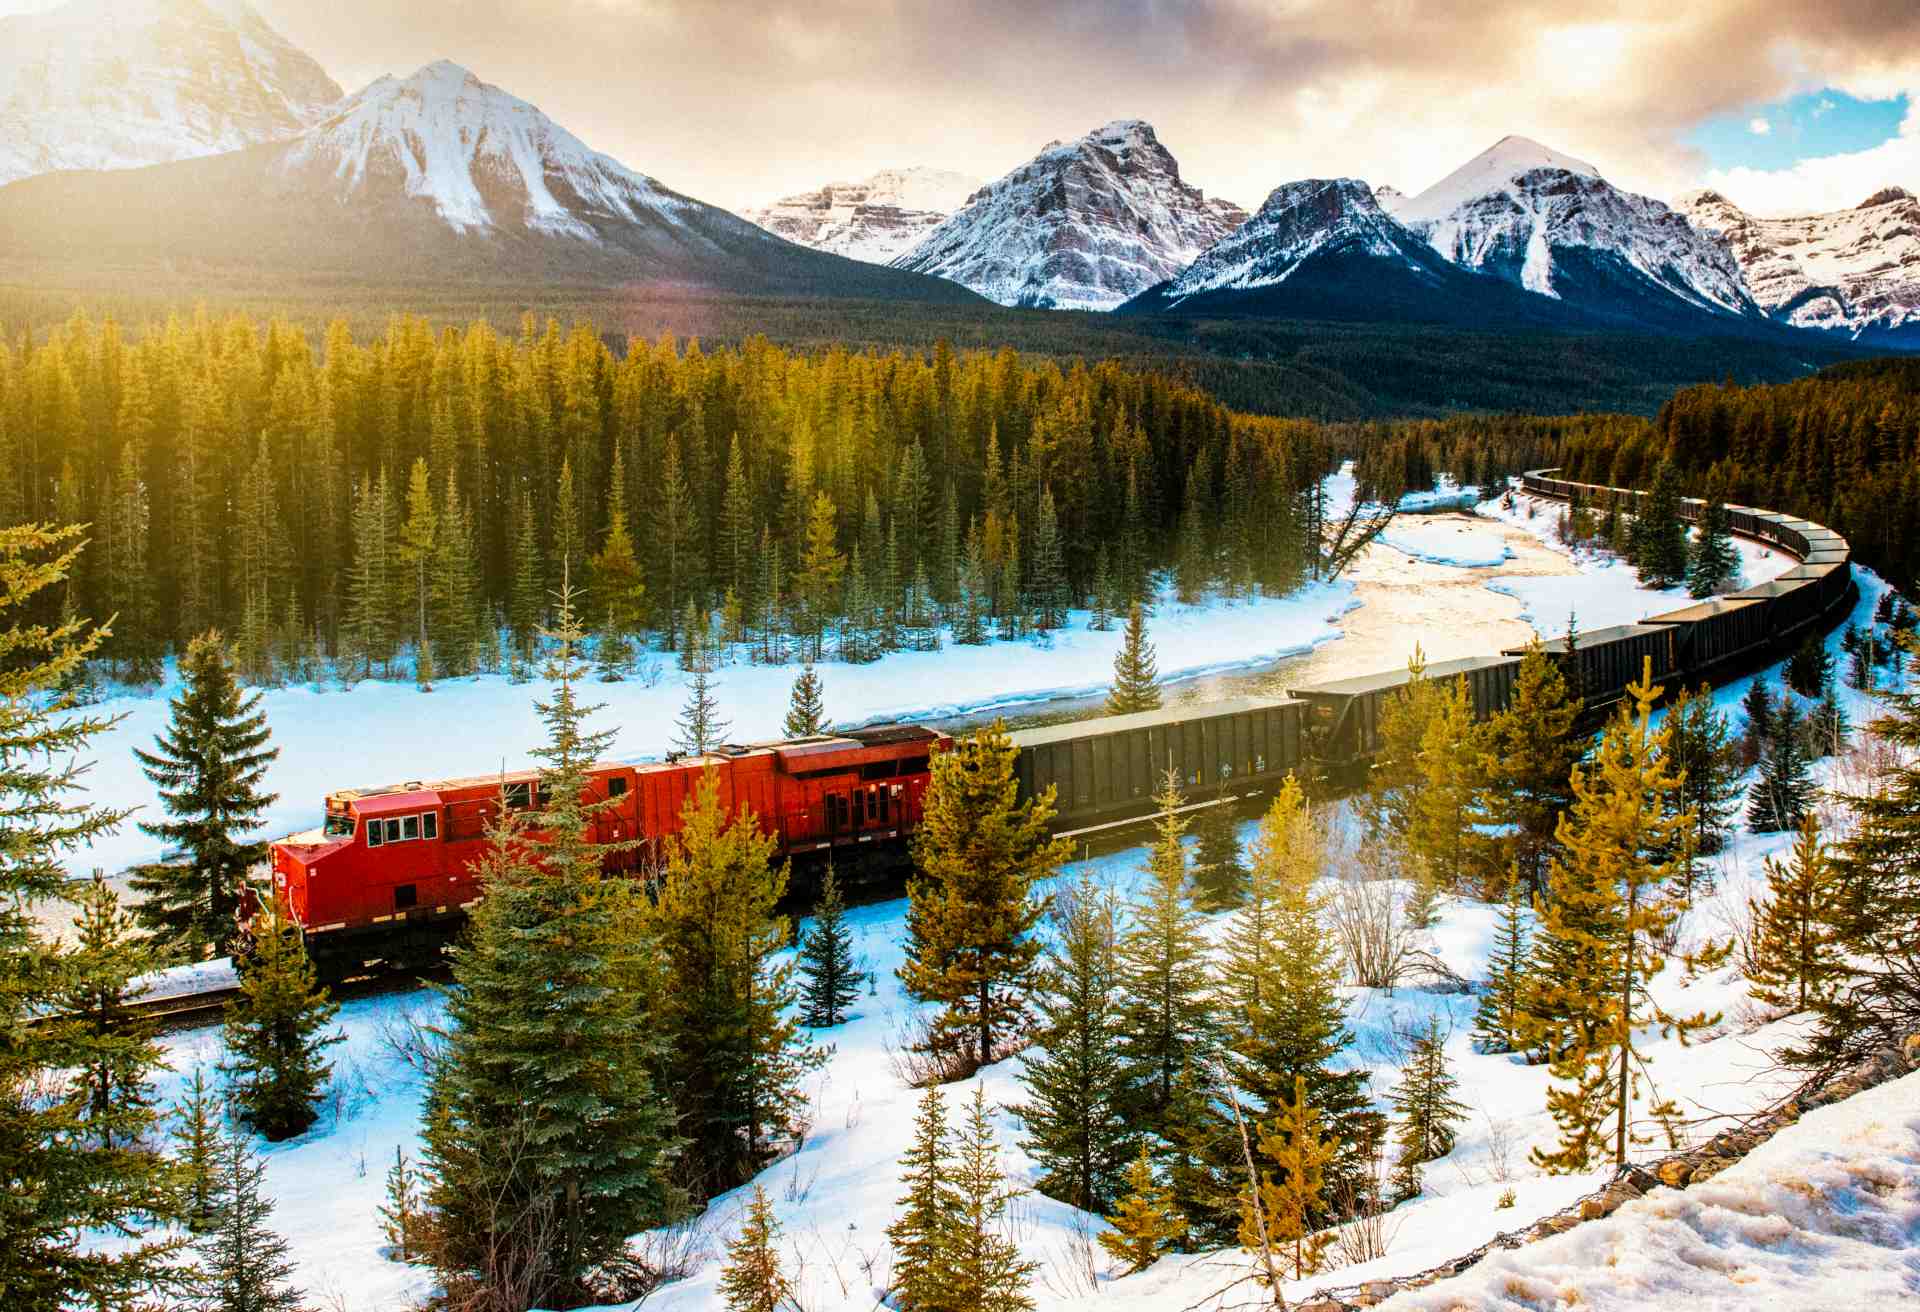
[14,0,1920,216]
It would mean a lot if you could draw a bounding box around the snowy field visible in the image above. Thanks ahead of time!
[93,500,1917,1310]
[1377,518,1511,568]
[1481,493,1796,635]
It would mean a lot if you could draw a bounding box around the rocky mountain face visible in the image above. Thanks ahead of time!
[0,0,342,186]
[0,60,983,302]
[1679,187,1920,343]
[742,167,981,265]
[1386,135,1761,326]
[1122,176,1577,327]
[892,119,1246,310]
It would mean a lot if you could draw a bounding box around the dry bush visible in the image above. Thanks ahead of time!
[374,1000,448,1077]
[1328,1135,1400,1269]
[882,1005,1023,1087]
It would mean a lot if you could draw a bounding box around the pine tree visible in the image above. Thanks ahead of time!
[1631,462,1687,588]
[222,889,341,1141]
[1685,495,1739,598]
[674,626,729,757]
[1222,774,1372,1187]
[1473,643,1583,896]
[656,767,822,1194]
[1030,487,1068,631]
[1811,674,1850,758]
[1099,1145,1186,1273]
[196,1117,306,1312]
[1355,648,1439,847]
[949,1086,1039,1312]
[1739,677,1775,763]
[508,490,545,662]
[796,490,845,662]
[1013,875,1130,1213]
[720,434,756,595]
[130,631,279,958]
[106,440,160,681]
[1664,685,1742,863]
[1748,695,1815,834]
[1191,800,1249,912]
[550,456,585,610]
[1785,633,1831,698]
[1243,1075,1336,1282]
[1408,675,1488,895]
[1471,882,1531,1055]
[797,863,861,1027]
[423,587,680,1306]
[954,526,989,646]
[719,1185,794,1312]
[783,662,827,737]
[1115,774,1216,1127]
[1105,602,1161,715]
[398,456,438,689]
[1389,1018,1467,1199]
[1747,813,1846,1014]
[900,723,1068,1074]
[56,872,168,1150]
[379,1145,423,1263]
[590,447,647,642]
[1,524,190,1309]
[174,1066,221,1232]
[1525,665,1715,1172]
[887,1085,958,1312]
[430,469,481,678]
[1793,641,1920,1067]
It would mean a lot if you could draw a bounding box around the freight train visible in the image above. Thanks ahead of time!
[267,469,1856,980]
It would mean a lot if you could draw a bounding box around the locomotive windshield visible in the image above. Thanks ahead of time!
[323,814,354,838]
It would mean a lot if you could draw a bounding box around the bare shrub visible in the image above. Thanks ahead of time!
[1328,1134,1400,1269]
[881,1005,1019,1087]
[1036,1210,1102,1301]
[374,1001,448,1077]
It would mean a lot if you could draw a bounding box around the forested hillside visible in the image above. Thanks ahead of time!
[0,310,1327,686]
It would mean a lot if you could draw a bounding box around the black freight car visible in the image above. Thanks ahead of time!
[1291,655,1521,765]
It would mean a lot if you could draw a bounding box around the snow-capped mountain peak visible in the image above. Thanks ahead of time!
[1393,134,1755,320]
[282,60,682,239]
[0,0,343,185]
[893,118,1247,310]
[1155,178,1425,302]
[742,165,982,265]
[1680,186,1920,342]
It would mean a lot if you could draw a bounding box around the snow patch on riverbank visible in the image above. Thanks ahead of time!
[1378,519,1511,568]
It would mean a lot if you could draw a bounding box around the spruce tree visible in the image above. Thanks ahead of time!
[887,1085,958,1312]
[1739,677,1775,763]
[1811,674,1850,758]
[1471,882,1531,1055]
[222,889,341,1141]
[1664,685,1742,862]
[673,630,729,758]
[1408,675,1489,895]
[1030,487,1068,631]
[196,1117,305,1312]
[1105,602,1161,715]
[1473,643,1583,896]
[656,767,822,1194]
[57,872,169,1149]
[1099,1146,1186,1273]
[718,1185,794,1312]
[1685,495,1739,598]
[398,457,438,689]
[1747,813,1846,1014]
[1525,665,1715,1172]
[1013,875,1130,1213]
[1244,1075,1336,1282]
[1115,774,1216,1126]
[797,863,861,1027]
[1785,633,1831,698]
[1631,461,1687,589]
[1355,648,1438,847]
[508,490,545,662]
[1748,696,1814,834]
[0,528,189,1309]
[1389,1018,1467,1200]
[130,632,279,959]
[949,1086,1039,1312]
[379,1146,423,1263]
[900,723,1068,1074]
[1191,799,1249,912]
[422,588,681,1306]
[174,1066,221,1232]
[1794,640,1920,1067]
[783,662,826,737]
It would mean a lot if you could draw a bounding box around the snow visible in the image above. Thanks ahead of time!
[1380,1067,1920,1311]
[893,119,1246,310]
[1478,492,1796,634]
[1378,519,1510,569]
[741,167,982,265]
[284,61,684,238]
[60,583,1358,878]
[1395,135,1601,228]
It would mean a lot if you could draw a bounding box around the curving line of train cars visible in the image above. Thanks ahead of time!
[267,470,1855,979]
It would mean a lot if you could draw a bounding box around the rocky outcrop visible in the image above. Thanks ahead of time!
[742,167,981,265]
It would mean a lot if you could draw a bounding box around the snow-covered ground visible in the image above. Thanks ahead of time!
[1482,493,1796,634]
[1378,518,1511,568]
[93,498,1913,1310]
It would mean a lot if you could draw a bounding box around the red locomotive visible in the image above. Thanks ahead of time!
[267,724,947,979]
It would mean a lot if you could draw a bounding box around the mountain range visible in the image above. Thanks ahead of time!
[0,0,1915,348]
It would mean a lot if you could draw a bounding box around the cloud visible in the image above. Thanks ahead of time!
[246,0,1920,212]
[1749,117,1772,135]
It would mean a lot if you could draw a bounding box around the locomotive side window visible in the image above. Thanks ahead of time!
[324,814,354,838]
[366,821,383,848]
[401,816,420,842]
[422,811,439,841]
[503,781,533,809]
[899,756,930,775]
[383,818,403,844]
[608,777,628,798]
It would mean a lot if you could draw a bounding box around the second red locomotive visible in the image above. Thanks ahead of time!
[269,724,946,979]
